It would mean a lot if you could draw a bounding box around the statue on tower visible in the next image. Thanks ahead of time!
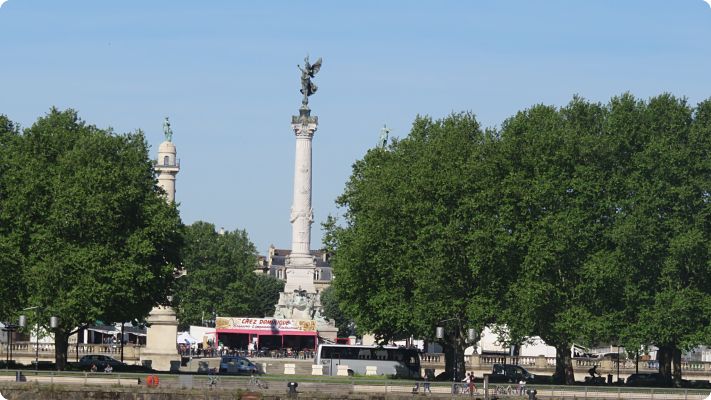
[163,117,173,142]
[378,124,391,148]
[298,56,322,109]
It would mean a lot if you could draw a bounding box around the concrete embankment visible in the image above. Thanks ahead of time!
[0,385,445,400]
[0,383,710,400]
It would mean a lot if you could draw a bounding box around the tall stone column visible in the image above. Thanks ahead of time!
[141,117,181,372]
[284,109,318,293]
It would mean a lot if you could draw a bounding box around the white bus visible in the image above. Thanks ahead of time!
[315,344,421,378]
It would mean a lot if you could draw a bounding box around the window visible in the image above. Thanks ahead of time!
[163,156,170,166]
[314,269,321,281]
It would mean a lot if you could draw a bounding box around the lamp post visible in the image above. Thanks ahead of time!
[616,345,620,384]
[20,307,57,370]
[436,318,476,391]
[3,317,23,369]
[18,316,26,368]
[20,306,39,370]
[50,316,60,371]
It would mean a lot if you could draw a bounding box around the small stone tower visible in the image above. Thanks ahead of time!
[141,117,181,372]
[155,117,180,203]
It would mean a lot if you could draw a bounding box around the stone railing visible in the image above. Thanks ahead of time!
[422,353,711,375]
[1,342,143,361]
[474,354,553,369]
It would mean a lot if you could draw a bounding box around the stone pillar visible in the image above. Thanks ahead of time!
[140,306,180,371]
[143,122,181,372]
[155,141,179,204]
[312,364,324,375]
[535,355,548,369]
[467,354,481,368]
[285,109,318,293]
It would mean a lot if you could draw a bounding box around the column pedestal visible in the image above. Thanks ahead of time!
[140,306,180,372]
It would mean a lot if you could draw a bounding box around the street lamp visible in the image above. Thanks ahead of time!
[3,317,23,369]
[436,318,476,390]
[20,307,58,370]
[20,306,39,370]
[50,316,60,371]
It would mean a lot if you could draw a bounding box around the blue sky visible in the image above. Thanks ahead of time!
[2,1,711,254]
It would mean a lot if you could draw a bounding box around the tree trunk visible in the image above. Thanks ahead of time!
[657,345,673,386]
[442,338,466,382]
[554,344,575,384]
[672,346,682,385]
[54,330,68,371]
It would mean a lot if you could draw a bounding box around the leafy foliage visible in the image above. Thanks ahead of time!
[609,94,711,383]
[327,113,503,379]
[327,94,711,384]
[174,221,283,329]
[319,285,354,337]
[0,108,184,369]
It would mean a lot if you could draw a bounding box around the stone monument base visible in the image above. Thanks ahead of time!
[316,323,338,343]
[273,290,339,342]
[284,267,317,293]
[140,306,181,372]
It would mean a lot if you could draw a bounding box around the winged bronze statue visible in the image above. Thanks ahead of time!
[298,55,322,108]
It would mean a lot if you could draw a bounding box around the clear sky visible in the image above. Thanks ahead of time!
[1,1,711,255]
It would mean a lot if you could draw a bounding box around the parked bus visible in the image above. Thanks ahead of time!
[315,344,420,378]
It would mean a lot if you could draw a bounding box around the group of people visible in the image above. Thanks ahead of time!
[461,372,477,395]
[412,372,478,395]
[89,363,113,373]
[412,375,432,393]
[414,372,530,396]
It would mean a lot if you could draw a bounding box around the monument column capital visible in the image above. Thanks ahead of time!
[292,110,318,138]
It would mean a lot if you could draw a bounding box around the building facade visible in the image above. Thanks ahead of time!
[256,245,333,292]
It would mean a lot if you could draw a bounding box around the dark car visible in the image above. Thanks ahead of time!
[219,355,258,375]
[625,373,667,387]
[78,354,126,370]
[489,364,535,383]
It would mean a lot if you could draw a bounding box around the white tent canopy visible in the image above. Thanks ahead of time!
[177,331,198,345]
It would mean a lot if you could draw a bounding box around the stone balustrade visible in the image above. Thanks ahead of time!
[1,341,143,362]
[419,353,711,377]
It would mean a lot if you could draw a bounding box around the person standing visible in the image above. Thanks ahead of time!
[466,372,476,396]
[423,375,432,393]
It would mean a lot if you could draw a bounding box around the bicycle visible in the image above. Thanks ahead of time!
[207,368,220,389]
[452,383,476,395]
[249,374,269,390]
[494,385,513,396]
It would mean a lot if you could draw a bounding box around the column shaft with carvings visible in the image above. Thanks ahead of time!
[284,110,318,293]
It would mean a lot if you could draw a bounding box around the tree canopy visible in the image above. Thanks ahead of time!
[173,221,283,329]
[319,284,354,337]
[0,108,184,369]
[328,113,505,379]
[326,94,711,384]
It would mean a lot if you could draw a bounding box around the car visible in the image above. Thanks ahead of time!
[489,363,535,383]
[218,355,258,375]
[78,354,126,370]
[625,373,667,387]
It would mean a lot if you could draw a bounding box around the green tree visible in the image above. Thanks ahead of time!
[327,94,711,385]
[174,221,283,329]
[249,274,285,318]
[495,98,625,384]
[327,113,503,379]
[611,94,711,384]
[1,109,183,369]
[319,285,354,337]
[0,115,24,321]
